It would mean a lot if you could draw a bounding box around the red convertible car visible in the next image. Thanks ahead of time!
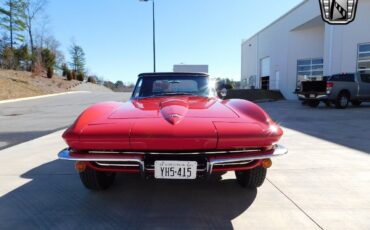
[58,72,287,190]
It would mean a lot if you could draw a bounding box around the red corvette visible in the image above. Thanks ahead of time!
[58,72,287,190]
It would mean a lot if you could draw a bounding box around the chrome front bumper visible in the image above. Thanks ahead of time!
[58,144,288,174]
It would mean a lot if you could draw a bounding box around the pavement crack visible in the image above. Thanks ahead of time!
[266,178,324,230]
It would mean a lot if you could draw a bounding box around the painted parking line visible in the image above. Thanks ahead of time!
[0,91,90,104]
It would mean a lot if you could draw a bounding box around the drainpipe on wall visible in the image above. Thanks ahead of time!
[328,24,334,76]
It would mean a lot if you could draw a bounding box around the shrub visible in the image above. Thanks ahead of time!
[71,71,77,80]
[77,72,85,81]
[66,70,72,81]
[41,48,56,78]
[31,61,44,76]
[104,81,115,90]
[87,76,97,84]
[47,66,54,78]
[2,47,16,69]
[61,63,69,77]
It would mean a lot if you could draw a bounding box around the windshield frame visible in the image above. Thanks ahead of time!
[131,74,216,99]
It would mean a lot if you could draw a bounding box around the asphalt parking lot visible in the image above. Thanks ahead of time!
[0,92,130,150]
[0,95,369,230]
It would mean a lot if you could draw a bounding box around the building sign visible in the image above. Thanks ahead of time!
[319,0,358,24]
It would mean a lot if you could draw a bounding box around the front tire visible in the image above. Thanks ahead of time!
[335,92,350,109]
[79,167,116,191]
[235,166,267,189]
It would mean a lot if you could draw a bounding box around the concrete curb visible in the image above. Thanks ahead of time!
[0,91,90,104]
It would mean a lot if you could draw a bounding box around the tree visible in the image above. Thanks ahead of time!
[103,81,115,90]
[69,42,85,75]
[0,0,26,49]
[42,34,64,73]
[20,0,47,55]
[14,43,30,69]
[40,48,55,78]
[61,63,68,76]
[66,69,72,80]
[115,80,124,88]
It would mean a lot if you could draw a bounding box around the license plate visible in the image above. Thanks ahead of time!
[309,94,315,98]
[154,161,197,179]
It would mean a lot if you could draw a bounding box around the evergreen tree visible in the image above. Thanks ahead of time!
[0,0,26,49]
[41,48,55,78]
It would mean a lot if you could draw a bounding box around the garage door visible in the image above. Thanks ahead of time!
[260,57,270,77]
[260,57,270,89]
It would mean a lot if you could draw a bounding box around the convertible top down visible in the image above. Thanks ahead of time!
[58,72,287,190]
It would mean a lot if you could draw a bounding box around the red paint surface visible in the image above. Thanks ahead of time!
[63,96,283,152]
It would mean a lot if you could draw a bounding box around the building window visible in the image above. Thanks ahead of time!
[296,58,324,88]
[358,43,370,82]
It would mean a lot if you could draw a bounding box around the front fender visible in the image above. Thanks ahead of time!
[223,99,271,124]
[62,101,122,145]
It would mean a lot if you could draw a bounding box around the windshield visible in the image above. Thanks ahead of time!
[132,75,215,98]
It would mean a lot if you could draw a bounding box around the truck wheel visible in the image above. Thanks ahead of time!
[79,167,116,191]
[308,100,320,108]
[335,93,350,109]
[235,166,267,189]
[352,100,362,106]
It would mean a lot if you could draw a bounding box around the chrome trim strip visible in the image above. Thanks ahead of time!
[213,160,252,166]
[87,149,262,155]
[58,144,288,175]
[58,149,143,162]
[208,144,287,174]
[58,148,145,170]
[95,162,140,167]
[145,168,207,172]
[209,144,287,165]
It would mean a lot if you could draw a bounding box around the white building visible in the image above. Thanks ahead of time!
[241,0,370,99]
[173,64,209,73]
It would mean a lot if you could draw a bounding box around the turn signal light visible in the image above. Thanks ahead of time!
[75,161,86,172]
[262,159,272,169]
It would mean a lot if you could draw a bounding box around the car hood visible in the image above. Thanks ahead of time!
[63,97,283,151]
[108,96,238,124]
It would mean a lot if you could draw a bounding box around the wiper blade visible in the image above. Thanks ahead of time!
[139,92,209,99]
[152,92,194,97]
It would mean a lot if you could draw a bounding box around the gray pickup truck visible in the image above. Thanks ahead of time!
[297,73,370,109]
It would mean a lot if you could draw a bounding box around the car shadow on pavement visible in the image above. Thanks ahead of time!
[0,160,257,230]
[0,128,67,151]
[260,101,370,154]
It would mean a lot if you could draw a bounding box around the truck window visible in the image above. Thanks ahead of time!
[360,73,370,83]
[329,74,355,82]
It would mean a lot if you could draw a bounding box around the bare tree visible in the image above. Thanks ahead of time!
[69,42,86,74]
[21,0,47,54]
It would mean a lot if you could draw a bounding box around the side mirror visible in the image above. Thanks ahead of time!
[220,88,227,98]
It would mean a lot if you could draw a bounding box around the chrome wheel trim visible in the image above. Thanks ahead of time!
[340,96,348,107]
